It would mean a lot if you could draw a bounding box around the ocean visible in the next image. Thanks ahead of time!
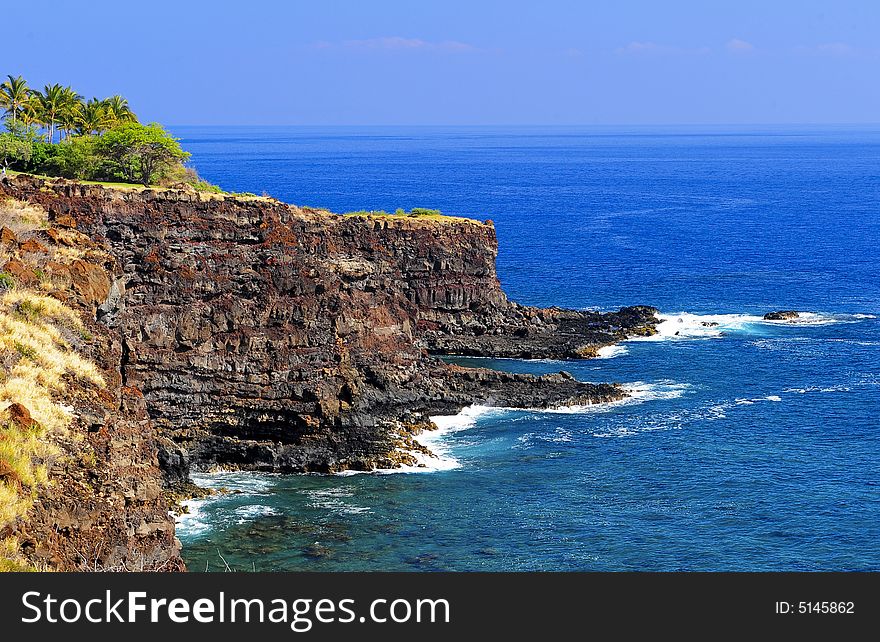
[168,125,880,571]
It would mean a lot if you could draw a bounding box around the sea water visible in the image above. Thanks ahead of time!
[169,126,880,571]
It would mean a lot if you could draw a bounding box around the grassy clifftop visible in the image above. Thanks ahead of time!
[6,172,490,227]
[7,170,275,203]
[341,207,486,225]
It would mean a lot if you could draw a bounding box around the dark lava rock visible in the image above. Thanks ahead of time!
[1,175,660,478]
[763,310,800,321]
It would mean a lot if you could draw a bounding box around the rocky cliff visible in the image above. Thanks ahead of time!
[0,188,182,571]
[0,175,657,569]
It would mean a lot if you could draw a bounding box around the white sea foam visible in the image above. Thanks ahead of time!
[783,385,852,394]
[347,383,690,473]
[626,380,693,402]
[734,394,785,405]
[307,487,353,498]
[174,500,211,537]
[305,487,371,514]
[537,403,615,414]
[490,381,691,422]
[234,504,280,523]
[630,310,873,343]
[516,426,576,449]
[523,380,692,415]
[771,312,849,326]
[393,405,500,473]
[630,312,765,341]
[174,471,280,537]
[337,405,501,475]
[824,338,880,347]
[596,344,629,359]
[589,386,807,439]
[430,404,498,432]
[189,471,277,494]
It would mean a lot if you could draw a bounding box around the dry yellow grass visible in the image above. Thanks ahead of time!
[0,197,47,234]
[0,288,104,570]
[0,536,35,572]
[0,292,103,391]
[49,244,86,263]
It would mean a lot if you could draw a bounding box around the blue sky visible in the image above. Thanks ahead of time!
[3,0,878,125]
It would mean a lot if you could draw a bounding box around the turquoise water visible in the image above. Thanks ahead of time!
[170,126,880,571]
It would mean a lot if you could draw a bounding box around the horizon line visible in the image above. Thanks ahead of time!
[165,122,880,129]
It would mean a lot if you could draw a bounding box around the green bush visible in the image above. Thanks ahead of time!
[97,123,190,186]
[43,135,100,179]
[23,141,56,173]
[0,132,31,171]
[159,165,224,192]
[194,180,224,193]
[410,208,443,216]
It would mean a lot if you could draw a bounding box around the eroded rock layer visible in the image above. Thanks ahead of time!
[1,176,658,482]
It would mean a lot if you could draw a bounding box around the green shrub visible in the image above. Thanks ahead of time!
[20,141,55,173]
[42,136,102,179]
[0,133,32,171]
[98,122,190,186]
[194,180,224,193]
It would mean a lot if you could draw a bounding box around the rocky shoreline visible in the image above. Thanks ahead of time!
[0,175,659,569]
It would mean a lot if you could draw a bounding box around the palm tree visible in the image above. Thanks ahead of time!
[57,86,84,141]
[18,96,39,131]
[103,95,138,126]
[75,97,111,135]
[33,83,66,143]
[0,75,30,128]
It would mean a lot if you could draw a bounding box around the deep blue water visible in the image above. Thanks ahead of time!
[170,126,880,571]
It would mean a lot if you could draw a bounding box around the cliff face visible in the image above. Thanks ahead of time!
[1,176,656,485]
[41,185,507,474]
[0,190,182,571]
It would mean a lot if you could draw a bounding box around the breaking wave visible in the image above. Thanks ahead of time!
[338,405,504,475]
[631,311,873,342]
[596,344,629,359]
[175,472,280,537]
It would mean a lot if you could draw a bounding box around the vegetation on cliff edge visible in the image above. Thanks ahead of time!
[342,207,480,224]
[0,74,217,190]
[0,198,105,571]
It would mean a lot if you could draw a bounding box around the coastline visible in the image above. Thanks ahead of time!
[0,174,657,570]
